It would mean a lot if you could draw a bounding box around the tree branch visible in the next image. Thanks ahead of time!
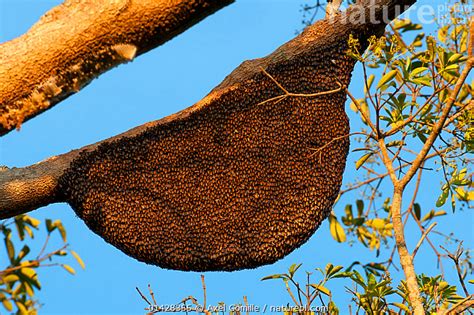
[0,0,417,217]
[0,0,234,135]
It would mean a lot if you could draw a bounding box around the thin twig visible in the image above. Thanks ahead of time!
[148,284,157,305]
[400,57,473,188]
[201,275,207,312]
[412,222,437,259]
[384,84,449,137]
[258,67,344,106]
[136,287,152,306]
[309,132,365,161]
[243,296,249,315]
[0,244,68,275]
[339,148,447,196]
[440,243,470,296]
[284,280,300,306]
[345,87,378,135]
[443,295,474,315]
[36,233,51,260]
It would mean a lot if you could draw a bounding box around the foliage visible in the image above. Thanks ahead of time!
[315,0,472,313]
[3,0,473,314]
[0,215,84,314]
[135,1,473,314]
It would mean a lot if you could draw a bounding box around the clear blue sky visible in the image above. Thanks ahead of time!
[0,0,472,314]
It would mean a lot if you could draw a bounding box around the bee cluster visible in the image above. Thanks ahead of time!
[58,33,358,271]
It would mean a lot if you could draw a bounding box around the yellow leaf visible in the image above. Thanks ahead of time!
[468,190,474,201]
[54,220,67,242]
[368,218,385,230]
[24,282,34,297]
[311,284,331,296]
[455,187,469,201]
[25,216,41,228]
[62,264,76,275]
[2,299,13,311]
[2,274,19,284]
[71,251,85,270]
[20,267,37,279]
[15,301,28,315]
[24,226,34,238]
[329,215,346,243]
[356,153,373,170]
[377,70,398,89]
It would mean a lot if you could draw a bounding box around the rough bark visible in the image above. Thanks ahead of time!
[0,0,234,135]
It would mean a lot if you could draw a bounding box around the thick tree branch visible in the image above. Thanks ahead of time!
[0,0,234,135]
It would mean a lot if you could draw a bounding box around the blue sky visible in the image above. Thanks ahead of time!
[0,0,472,314]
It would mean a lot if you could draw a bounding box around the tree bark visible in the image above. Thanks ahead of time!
[0,0,234,135]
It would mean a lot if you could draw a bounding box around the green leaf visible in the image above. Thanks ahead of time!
[410,66,428,77]
[329,215,346,243]
[414,203,421,220]
[45,219,55,233]
[366,262,387,272]
[62,264,76,275]
[261,274,285,281]
[343,204,353,225]
[356,200,364,216]
[447,53,463,64]
[436,189,449,207]
[411,75,432,87]
[71,250,85,270]
[327,265,344,279]
[417,132,428,143]
[288,263,302,278]
[377,70,398,89]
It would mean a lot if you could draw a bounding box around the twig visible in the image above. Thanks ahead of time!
[309,132,365,161]
[443,295,474,315]
[149,284,157,305]
[412,222,437,259]
[36,233,51,260]
[258,67,344,106]
[345,87,378,135]
[0,244,68,275]
[284,280,300,306]
[409,210,445,276]
[201,275,207,311]
[339,148,447,196]
[383,84,449,137]
[443,99,474,127]
[440,243,470,296]
[136,287,152,306]
[399,57,474,189]
[243,296,249,315]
